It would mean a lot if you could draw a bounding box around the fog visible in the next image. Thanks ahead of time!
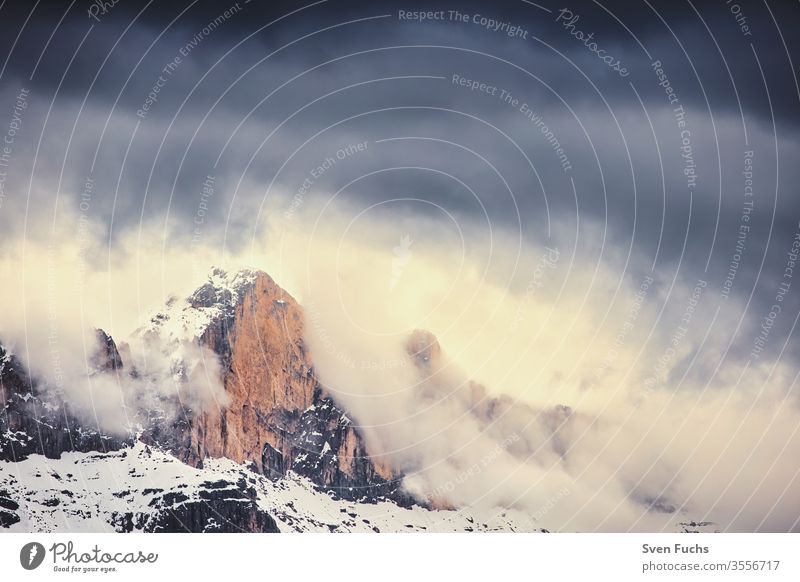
[264,203,800,532]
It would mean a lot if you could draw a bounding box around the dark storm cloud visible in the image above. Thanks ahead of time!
[0,0,798,364]
[2,0,796,125]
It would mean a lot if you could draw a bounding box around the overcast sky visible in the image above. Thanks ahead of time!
[1,0,798,354]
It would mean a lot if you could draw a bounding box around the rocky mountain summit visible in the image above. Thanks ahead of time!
[134,268,401,501]
[0,268,450,532]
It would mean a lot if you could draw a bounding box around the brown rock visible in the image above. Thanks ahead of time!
[194,273,314,470]
[163,271,402,501]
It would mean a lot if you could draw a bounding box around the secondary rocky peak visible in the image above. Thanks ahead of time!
[0,336,127,463]
[92,329,124,372]
[405,329,442,368]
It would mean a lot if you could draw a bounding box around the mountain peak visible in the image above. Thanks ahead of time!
[189,266,261,310]
[207,265,261,288]
[140,267,277,343]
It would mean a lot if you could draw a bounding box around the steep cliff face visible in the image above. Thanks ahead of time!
[289,390,400,500]
[140,268,400,502]
[192,271,316,470]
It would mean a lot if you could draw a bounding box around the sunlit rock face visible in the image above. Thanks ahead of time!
[137,268,401,502]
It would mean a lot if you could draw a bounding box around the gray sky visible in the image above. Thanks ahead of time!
[1,0,798,360]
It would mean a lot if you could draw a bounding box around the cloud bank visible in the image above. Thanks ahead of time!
[265,206,800,532]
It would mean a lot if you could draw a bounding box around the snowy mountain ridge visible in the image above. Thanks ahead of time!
[0,441,539,533]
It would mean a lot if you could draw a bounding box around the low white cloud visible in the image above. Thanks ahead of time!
[264,201,800,532]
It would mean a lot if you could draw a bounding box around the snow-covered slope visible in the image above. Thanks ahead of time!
[0,442,540,533]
